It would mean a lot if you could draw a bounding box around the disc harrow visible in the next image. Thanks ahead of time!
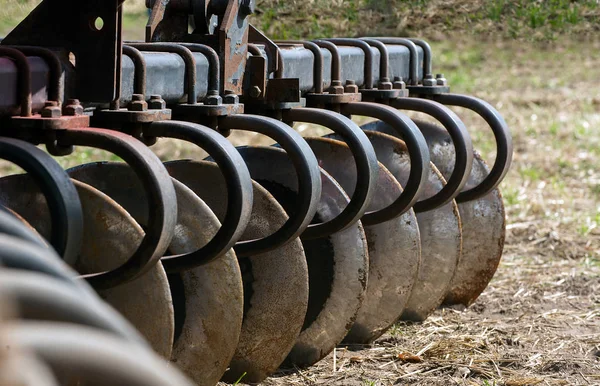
[0,0,512,384]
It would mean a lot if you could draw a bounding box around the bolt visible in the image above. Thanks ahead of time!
[378,77,393,90]
[148,95,166,110]
[223,91,239,105]
[249,86,262,98]
[436,73,448,86]
[329,80,345,95]
[423,74,436,87]
[240,0,256,16]
[205,91,222,106]
[63,98,83,116]
[41,101,61,118]
[128,94,148,111]
[344,79,358,94]
[393,76,406,90]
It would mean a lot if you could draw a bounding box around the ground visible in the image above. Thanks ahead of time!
[1,1,600,385]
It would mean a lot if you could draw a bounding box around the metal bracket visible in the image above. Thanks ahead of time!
[2,0,123,103]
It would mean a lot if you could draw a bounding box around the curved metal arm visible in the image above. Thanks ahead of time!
[433,93,513,202]
[369,38,419,85]
[145,120,254,272]
[408,38,432,77]
[8,323,195,386]
[177,43,220,95]
[219,114,321,257]
[275,41,324,93]
[360,38,390,81]
[313,40,342,82]
[0,47,32,116]
[10,46,62,102]
[58,128,177,290]
[390,97,474,211]
[123,45,147,96]
[0,270,148,345]
[126,43,197,104]
[283,107,378,239]
[323,38,374,89]
[0,138,83,265]
[341,102,430,224]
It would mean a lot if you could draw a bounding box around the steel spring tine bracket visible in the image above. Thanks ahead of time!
[0,138,83,265]
[57,128,178,290]
[167,159,310,384]
[235,145,370,368]
[379,37,512,307]
[144,120,253,271]
[331,37,474,213]
[306,39,430,224]
[218,114,322,257]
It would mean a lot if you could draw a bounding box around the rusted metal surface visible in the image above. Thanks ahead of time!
[305,137,421,343]
[1,0,123,103]
[235,146,368,367]
[165,160,308,383]
[0,173,175,357]
[162,174,244,386]
[359,130,462,322]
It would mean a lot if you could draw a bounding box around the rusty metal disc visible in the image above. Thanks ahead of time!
[233,146,368,368]
[67,162,246,380]
[356,130,463,322]
[158,178,244,386]
[304,137,422,343]
[0,173,175,357]
[410,120,506,307]
[364,119,506,307]
[165,160,309,384]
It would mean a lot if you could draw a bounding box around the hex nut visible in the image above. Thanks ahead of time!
[393,77,406,90]
[423,75,437,87]
[205,94,223,106]
[223,93,239,105]
[378,81,393,90]
[148,95,167,110]
[128,100,148,111]
[41,106,62,118]
[436,74,448,86]
[249,86,262,98]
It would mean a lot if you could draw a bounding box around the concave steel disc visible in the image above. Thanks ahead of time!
[166,160,309,384]
[363,119,505,307]
[68,162,245,385]
[0,172,174,357]
[234,145,368,368]
[356,130,463,322]
[304,137,422,343]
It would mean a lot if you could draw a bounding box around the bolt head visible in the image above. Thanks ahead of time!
[423,75,437,87]
[249,86,262,98]
[223,93,239,105]
[44,101,59,108]
[329,85,345,95]
[128,99,148,111]
[393,77,406,90]
[436,74,448,86]
[205,94,222,106]
[148,97,166,110]
[63,104,84,116]
[378,81,393,90]
[344,84,359,94]
[41,106,61,118]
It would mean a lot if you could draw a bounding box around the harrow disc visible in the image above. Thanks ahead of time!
[357,130,463,321]
[0,173,175,357]
[413,120,506,307]
[305,137,422,343]
[68,162,245,384]
[364,119,505,307]
[234,145,369,367]
[165,160,309,384]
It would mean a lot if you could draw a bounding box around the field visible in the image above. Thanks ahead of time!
[1,1,600,385]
